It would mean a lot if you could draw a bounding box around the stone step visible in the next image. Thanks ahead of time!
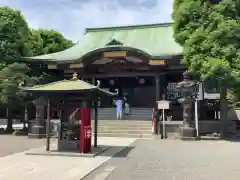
[97,132,152,138]
[98,113,152,115]
[97,114,152,117]
[97,108,152,110]
[97,120,152,125]
[97,114,152,118]
[97,120,152,123]
[97,114,152,116]
[95,119,152,138]
[98,114,152,118]
[98,111,152,115]
[97,108,152,113]
[98,111,152,114]
[98,117,152,121]
[97,125,152,130]
[97,128,152,134]
[97,125,152,129]
[93,108,153,121]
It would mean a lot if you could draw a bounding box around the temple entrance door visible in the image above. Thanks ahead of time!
[132,87,155,107]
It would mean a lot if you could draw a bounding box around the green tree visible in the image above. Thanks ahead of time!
[0,63,40,132]
[0,6,30,67]
[25,29,73,57]
[172,0,240,137]
[24,28,73,83]
[25,28,72,85]
[0,7,72,132]
[24,30,44,56]
[33,29,73,54]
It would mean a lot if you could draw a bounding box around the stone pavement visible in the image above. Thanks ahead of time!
[0,137,136,180]
[0,135,45,157]
[84,139,240,180]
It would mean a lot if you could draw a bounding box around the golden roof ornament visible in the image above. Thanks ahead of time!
[72,72,78,80]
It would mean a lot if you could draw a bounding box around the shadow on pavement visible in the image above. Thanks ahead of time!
[25,145,135,158]
[113,146,134,158]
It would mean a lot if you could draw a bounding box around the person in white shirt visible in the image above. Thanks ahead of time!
[115,98,123,120]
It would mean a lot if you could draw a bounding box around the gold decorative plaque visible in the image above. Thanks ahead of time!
[69,63,84,68]
[103,51,127,58]
[47,64,57,69]
[149,60,166,65]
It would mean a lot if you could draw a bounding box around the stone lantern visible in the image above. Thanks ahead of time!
[177,71,197,138]
[28,97,47,138]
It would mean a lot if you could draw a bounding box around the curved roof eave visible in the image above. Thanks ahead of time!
[80,45,152,60]
[21,56,81,64]
[21,45,156,64]
[21,52,183,64]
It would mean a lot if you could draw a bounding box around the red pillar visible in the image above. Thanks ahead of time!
[80,108,92,153]
[153,118,158,135]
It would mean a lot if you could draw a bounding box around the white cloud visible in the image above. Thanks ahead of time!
[0,0,173,41]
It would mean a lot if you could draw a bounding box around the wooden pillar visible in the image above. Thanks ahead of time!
[160,74,166,99]
[46,99,51,151]
[92,78,98,148]
[155,75,160,101]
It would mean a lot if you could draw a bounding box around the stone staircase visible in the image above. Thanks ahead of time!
[96,120,153,138]
[68,107,153,138]
[96,107,152,120]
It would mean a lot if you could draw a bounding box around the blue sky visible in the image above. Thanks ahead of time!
[0,0,173,41]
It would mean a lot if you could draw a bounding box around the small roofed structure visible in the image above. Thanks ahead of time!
[20,72,117,153]
[21,72,117,96]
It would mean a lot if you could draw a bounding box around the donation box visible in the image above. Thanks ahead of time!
[80,108,92,153]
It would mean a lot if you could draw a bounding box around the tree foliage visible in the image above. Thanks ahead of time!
[25,29,73,85]
[172,0,240,137]
[0,6,73,131]
[0,62,43,132]
[172,0,240,85]
[25,29,73,56]
[0,63,39,105]
[24,30,44,56]
[33,29,73,54]
[0,6,29,66]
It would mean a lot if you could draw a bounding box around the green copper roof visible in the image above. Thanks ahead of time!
[24,23,182,63]
[20,75,117,96]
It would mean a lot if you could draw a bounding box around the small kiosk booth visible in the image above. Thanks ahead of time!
[21,73,117,153]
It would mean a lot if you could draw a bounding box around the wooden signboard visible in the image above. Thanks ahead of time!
[157,100,171,110]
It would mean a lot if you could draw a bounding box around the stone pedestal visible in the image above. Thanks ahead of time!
[28,97,46,139]
[180,127,197,140]
[178,98,198,140]
[28,125,46,138]
[58,139,79,152]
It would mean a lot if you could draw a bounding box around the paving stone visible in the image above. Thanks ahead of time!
[0,137,136,180]
[84,139,240,180]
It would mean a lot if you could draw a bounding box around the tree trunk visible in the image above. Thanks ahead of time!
[5,106,13,133]
[23,103,28,130]
[220,87,228,138]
